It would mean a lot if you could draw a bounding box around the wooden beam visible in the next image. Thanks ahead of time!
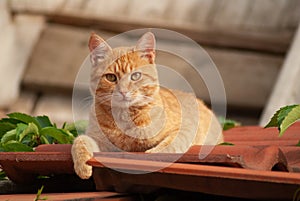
[33,94,75,126]
[9,0,297,53]
[40,13,293,54]
[7,91,37,115]
[22,24,90,95]
[23,24,283,109]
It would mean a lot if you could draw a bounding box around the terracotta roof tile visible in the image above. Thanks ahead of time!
[224,123,300,146]
[88,122,300,199]
[0,123,299,199]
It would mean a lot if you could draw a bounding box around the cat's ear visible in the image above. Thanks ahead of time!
[89,33,112,66]
[136,32,156,63]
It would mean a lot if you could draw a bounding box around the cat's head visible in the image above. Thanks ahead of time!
[89,32,159,108]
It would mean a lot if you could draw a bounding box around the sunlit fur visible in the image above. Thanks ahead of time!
[71,32,224,179]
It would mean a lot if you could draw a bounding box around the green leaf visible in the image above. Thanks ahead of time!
[7,112,41,130]
[219,142,235,146]
[40,127,74,144]
[40,135,50,144]
[0,170,7,180]
[61,122,67,129]
[1,129,17,144]
[0,121,16,138]
[0,117,23,125]
[21,133,37,147]
[279,105,300,136]
[265,104,300,136]
[35,185,47,201]
[0,144,5,152]
[0,112,83,149]
[64,120,88,136]
[277,105,298,128]
[2,141,34,152]
[219,117,241,131]
[15,123,29,141]
[35,185,44,201]
[264,109,281,128]
[0,117,22,138]
[19,123,39,142]
[63,130,76,143]
[35,115,53,128]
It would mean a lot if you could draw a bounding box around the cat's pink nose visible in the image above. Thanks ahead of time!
[119,91,126,96]
[119,91,129,99]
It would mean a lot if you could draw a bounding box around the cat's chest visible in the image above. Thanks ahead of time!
[112,109,161,135]
[98,107,167,151]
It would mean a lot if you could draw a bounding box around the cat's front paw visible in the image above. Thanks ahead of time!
[73,159,92,179]
[145,147,160,153]
[71,136,96,179]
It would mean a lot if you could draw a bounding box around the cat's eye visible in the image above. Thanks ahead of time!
[105,73,117,82]
[131,72,142,81]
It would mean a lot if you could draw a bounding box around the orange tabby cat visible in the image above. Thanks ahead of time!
[71,32,223,179]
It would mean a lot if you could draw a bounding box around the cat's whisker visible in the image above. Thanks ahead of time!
[95,93,113,105]
[95,93,112,99]
[76,95,94,110]
[79,96,92,104]
[82,95,93,102]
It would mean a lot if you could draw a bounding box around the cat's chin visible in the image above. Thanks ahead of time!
[115,100,132,108]
[112,101,149,109]
[111,97,149,108]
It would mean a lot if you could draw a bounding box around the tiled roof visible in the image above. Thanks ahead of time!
[0,123,299,199]
[89,123,300,200]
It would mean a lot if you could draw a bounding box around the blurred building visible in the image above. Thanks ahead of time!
[0,0,300,125]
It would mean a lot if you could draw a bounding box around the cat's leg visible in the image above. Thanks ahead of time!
[71,135,100,179]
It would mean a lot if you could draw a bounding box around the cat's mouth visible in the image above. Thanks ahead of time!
[119,98,132,106]
[112,92,152,107]
[112,92,134,107]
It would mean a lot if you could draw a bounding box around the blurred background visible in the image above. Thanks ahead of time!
[1,0,300,126]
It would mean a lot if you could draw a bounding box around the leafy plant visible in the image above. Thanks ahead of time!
[0,112,87,152]
[219,116,241,131]
[219,142,234,146]
[293,187,300,201]
[217,117,240,146]
[265,104,300,136]
[34,185,47,201]
[0,168,7,180]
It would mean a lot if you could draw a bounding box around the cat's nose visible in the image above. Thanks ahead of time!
[119,91,129,99]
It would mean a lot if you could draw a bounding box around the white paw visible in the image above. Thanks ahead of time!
[145,147,160,153]
[74,159,92,179]
[71,136,97,179]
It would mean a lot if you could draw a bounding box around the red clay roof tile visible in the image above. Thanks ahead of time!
[88,122,300,199]
[0,122,299,199]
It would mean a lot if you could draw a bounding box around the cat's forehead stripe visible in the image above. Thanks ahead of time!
[115,59,120,72]
[107,49,152,77]
[114,54,135,74]
[125,62,133,73]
